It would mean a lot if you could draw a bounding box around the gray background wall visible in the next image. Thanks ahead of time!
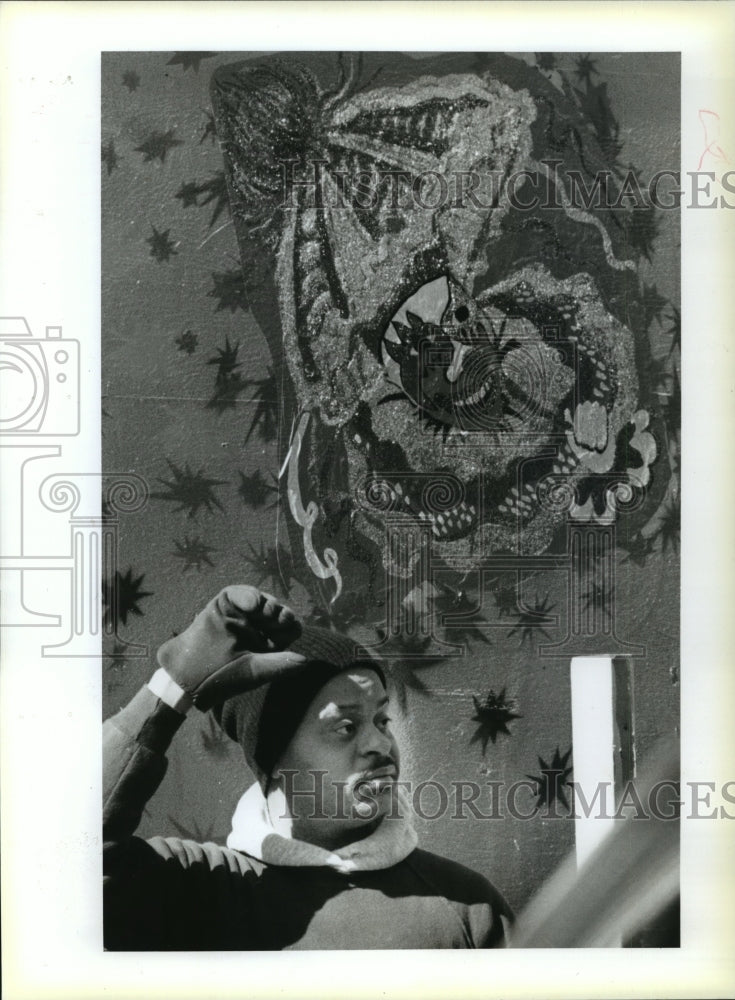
[102,51,679,914]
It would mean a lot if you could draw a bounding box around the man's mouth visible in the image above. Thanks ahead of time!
[357,765,398,795]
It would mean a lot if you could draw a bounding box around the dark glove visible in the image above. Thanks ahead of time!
[156,585,305,711]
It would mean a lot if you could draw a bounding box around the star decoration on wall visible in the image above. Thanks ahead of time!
[383,656,437,712]
[619,204,660,262]
[641,283,670,330]
[243,369,278,443]
[121,70,140,92]
[470,689,522,754]
[207,335,241,378]
[490,575,521,618]
[526,746,573,813]
[577,82,623,166]
[104,641,131,695]
[241,540,295,595]
[196,172,230,227]
[102,567,153,628]
[175,330,198,354]
[574,54,599,88]
[372,620,443,711]
[134,129,183,164]
[655,497,680,554]
[208,269,249,313]
[433,583,492,646]
[175,180,201,208]
[237,468,279,509]
[172,535,217,571]
[174,173,229,226]
[582,578,615,619]
[146,225,178,263]
[620,532,656,567]
[166,52,218,73]
[206,336,249,412]
[199,110,217,145]
[152,460,227,518]
[101,139,119,175]
[507,594,556,647]
[207,372,248,413]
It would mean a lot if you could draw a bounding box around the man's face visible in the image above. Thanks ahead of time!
[274,668,400,831]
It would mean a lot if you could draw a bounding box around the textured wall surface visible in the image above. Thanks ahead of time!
[102,51,680,914]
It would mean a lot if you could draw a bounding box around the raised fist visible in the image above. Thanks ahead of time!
[156,585,305,711]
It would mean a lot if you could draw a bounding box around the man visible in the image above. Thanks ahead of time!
[103,585,513,950]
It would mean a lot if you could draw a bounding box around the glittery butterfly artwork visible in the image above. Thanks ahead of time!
[211,52,670,625]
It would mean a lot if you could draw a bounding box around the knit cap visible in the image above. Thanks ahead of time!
[213,625,386,785]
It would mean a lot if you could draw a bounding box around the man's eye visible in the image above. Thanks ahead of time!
[377,716,393,732]
[335,721,356,736]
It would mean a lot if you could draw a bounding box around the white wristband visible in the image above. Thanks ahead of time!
[147,667,194,716]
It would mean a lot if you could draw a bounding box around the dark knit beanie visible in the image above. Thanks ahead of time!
[214,625,386,783]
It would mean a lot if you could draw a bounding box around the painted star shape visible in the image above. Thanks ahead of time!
[582,579,615,618]
[175,180,201,208]
[152,460,227,518]
[134,129,183,164]
[208,269,249,313]
[101,138,119,175]
[166,52,218,73]
[656,498,680,554]
[199,110,217,145]
[506,594,556,647]
[102,567,153,628]
[196,172,230,228]
[490,575,521,618]
[237,468,279,509]
[175,330,198,354]
[207,372,249,413]
[146,225,178,263]
[574,54,599,88]
[207,335,241,379]
[241,540,295,595]
[122,70,140,92]
[243,369,278,444]
[433,583,492,646]
[620,204,660,262]
[526,746,573,813]
[641,283,670,330]
[620,533,656,567]
[172,535,217,572]
[471,689,522,754]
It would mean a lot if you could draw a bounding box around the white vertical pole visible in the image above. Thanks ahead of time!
[570,656,617,868]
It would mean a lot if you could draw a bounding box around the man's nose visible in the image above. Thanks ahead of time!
[360,724,393,758]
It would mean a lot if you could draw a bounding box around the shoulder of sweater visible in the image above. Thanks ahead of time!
[146,835,267,877]
[404,847,513,916]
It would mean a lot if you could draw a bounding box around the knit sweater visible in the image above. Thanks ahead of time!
[103,687,513,950]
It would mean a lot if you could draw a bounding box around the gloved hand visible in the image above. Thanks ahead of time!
[156,585,305,711]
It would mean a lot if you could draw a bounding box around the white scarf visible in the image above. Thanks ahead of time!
[227,782,418,874]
